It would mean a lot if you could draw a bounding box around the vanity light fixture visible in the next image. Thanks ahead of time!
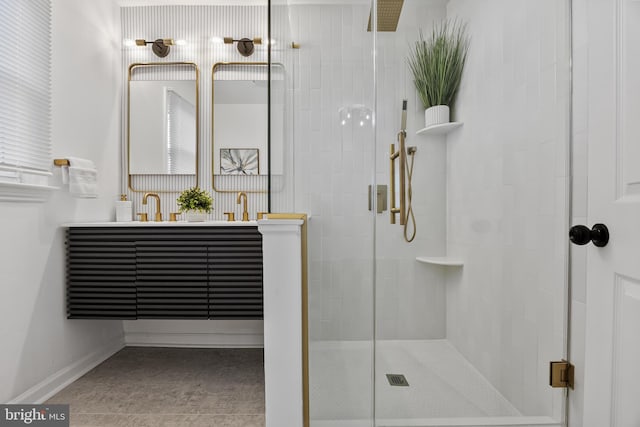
[224,37,262,57]
[135,38,175,58]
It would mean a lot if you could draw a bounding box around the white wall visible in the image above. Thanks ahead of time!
[215,104,268,173]
[212,79,285,176]
[130,80,196,174]
[129,80,196,174]
[130,81,166,173]
[444,0,570,417]
[0,0,124,403]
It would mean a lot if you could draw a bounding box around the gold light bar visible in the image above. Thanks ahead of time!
[135,38,174,46]
[223,37,262,45]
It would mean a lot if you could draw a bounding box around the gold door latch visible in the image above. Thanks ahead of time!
[549,360,574,389]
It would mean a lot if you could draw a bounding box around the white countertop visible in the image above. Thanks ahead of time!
[64,220,258,227]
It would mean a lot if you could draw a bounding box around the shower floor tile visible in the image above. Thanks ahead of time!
[375,340,521,419]
[309,339,522,425]
[45,347,265,427]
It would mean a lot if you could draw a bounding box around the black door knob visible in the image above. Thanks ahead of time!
[569,225,591,245]
[569,223,609,247]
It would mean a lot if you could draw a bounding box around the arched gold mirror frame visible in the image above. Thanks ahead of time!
[127,62,200,192]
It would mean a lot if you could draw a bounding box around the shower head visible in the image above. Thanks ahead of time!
[367,0,404,32]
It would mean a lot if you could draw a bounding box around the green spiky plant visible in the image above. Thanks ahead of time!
[408,20,470,110]
[177,187,213,213]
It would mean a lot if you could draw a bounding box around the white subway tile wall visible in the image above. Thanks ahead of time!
[444,0,570,417]
[290,3,376,343]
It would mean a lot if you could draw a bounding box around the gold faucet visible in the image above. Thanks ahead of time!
[237,192,249,221]
[142,192,162,222]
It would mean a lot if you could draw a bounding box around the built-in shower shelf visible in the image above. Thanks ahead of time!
[416,122,463,136]
[416,256,464,267]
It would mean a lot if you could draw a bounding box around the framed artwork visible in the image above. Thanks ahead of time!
[220,148,259,175]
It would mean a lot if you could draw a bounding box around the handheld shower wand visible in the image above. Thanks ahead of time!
[401,100,407,133]
[390,99,416,242]
[401,100,417,242]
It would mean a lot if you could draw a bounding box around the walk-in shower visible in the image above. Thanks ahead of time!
[273,0,571,425]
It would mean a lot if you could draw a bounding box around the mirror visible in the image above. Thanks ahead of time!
[128,62,199,190]
[212,62,284,192]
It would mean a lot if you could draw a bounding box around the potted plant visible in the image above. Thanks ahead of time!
[177,187,213,222]
[408,20,470,128]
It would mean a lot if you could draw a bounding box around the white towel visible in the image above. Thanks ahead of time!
[63,157,98,198]
[67,157,96,169]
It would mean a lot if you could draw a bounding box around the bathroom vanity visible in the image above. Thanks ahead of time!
[65,218,307,427]
[65,222,263,320]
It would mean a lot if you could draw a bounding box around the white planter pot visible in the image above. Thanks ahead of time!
[185,212,207,222]
[424,105,450,128]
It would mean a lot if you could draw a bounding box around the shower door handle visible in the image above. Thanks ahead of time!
[569,223,609,247]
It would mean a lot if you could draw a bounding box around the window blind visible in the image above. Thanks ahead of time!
[0,0,52,187]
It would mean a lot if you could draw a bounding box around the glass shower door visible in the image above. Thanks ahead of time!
[373,0,571,425]
[279,0,571,425]
[283,1,378,426]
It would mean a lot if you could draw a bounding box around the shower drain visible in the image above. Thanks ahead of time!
[386,374,409,387]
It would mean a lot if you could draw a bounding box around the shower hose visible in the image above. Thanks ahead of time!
[404,146,417,242]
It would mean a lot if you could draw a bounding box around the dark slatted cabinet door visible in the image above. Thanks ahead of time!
[209,227,263,319]
[66,228,136,319]
[136,241,208,319]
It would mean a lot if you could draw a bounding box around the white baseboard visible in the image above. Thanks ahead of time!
[124,332,264,348]
[123,320,264,348]
[9,337,124,404]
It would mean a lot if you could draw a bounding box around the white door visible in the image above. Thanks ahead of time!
[583,0,640,425]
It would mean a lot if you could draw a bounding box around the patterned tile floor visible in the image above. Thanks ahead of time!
[46,347,265,427]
